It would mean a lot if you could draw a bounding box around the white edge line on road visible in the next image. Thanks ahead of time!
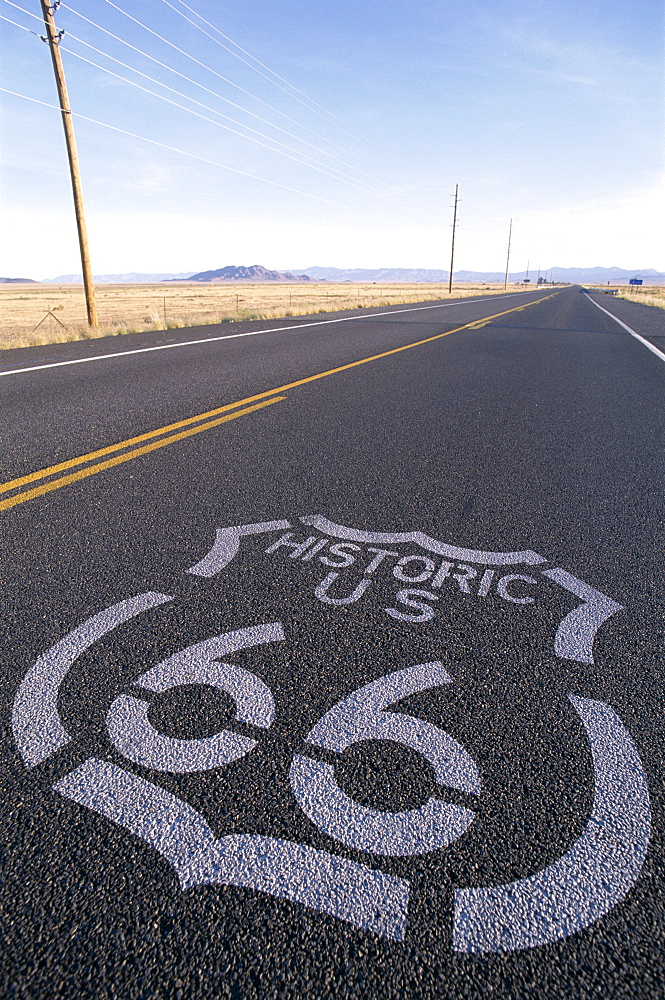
[584,293,665,364]
[0,291,547,378]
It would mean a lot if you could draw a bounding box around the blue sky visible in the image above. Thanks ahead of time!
[1,0,663,277]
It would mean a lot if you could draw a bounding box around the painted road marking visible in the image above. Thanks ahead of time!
[55,756,411,941]
[542,568,625,665]
[0,291,551,378]
[32,634,651,948]
[192,518,544,575]
[0,293,558,514]
[187,517,624,665]
[0,397,283,496]
[188,520,293,575]
[107,624,283,773]
[0,397,285,513]
[55,684,651,948]
[11,516,649,951]
[300,514,546,566]
[290,662,481,856]
[453,695,651,953]
[12,591,172,768]
[12,517,625,775]
[584,293,665,363]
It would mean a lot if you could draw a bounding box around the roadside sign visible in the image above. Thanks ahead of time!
[629,279,643,285]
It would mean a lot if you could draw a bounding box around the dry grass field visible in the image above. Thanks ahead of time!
[0,281,518,350]
[584,285,665,310]
[615,286,665,310]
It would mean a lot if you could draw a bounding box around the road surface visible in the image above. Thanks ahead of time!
[1,287,663,998]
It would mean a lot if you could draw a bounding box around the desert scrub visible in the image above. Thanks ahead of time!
[615,287,665,310]
[1,281,520,350]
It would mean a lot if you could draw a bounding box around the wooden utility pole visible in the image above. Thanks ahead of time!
[448,183,458,294]
[503,218,513,290]
[39,0,97,326]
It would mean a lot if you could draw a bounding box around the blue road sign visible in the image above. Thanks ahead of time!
[629,278,643,285]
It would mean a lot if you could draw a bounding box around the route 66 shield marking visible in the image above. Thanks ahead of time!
[11,515,651,952]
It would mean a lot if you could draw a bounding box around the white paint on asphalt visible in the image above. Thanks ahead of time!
[107,695,259,773]
[11,519,643,949]
[265,532,322,559]
[300,515,546,566]
[291,663,481,856]
[188,521,291,576]
[55,756,411,941]
[386,589,439,622]
[393,555,437,583]
[0,293,542,378]
[542,568,624,664]
[496,574,537,605]
[190,520,625,661]
[452,694,651,953]
[584,293,665,363]
[314,571,373,605]
[107,625,282,773]
[290,755,477,856]
[12,591,172,767]
[135,623,283,726]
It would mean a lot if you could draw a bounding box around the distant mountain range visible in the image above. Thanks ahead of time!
[182,264,313,282]
[293,266,665,284]
[11,264,663,285]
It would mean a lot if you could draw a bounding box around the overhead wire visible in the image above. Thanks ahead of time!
[3,0,39,16]
[55,19,385,194]
[0,11,38,34]
[99,0,407,198]
[96,0,359,161]
[164,0,369,151]
[59,45,385,197]
[4,0,366,148]
[162,0,375,147]
[1,2,431,219]
[0,85,382,213]
[57,1,409,201]
[0,8,374,194]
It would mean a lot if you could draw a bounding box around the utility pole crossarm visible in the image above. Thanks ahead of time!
[39,0,97,327]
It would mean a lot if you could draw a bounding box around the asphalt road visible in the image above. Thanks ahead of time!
[0,287,663,999]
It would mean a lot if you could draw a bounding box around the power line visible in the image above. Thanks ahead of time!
[162,0,374,148]
[96,0,363,163]
[3,0,417,207]
[61,41,376,192]
[53,37,412,204]
[100,0,403,198]
[0,11,38,33]
[6,1,314,162]
[57,1,406,200]
[0,86,395,220]
[162,0,355,146]
[2,1,426,215]
[3,0,41,19]
[60,45,384,196]
[58,2,353,161]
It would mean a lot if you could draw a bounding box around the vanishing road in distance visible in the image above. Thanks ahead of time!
[1,286,663,998]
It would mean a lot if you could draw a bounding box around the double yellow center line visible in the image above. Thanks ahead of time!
[0,292,557,513]
[0,397,285,512]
